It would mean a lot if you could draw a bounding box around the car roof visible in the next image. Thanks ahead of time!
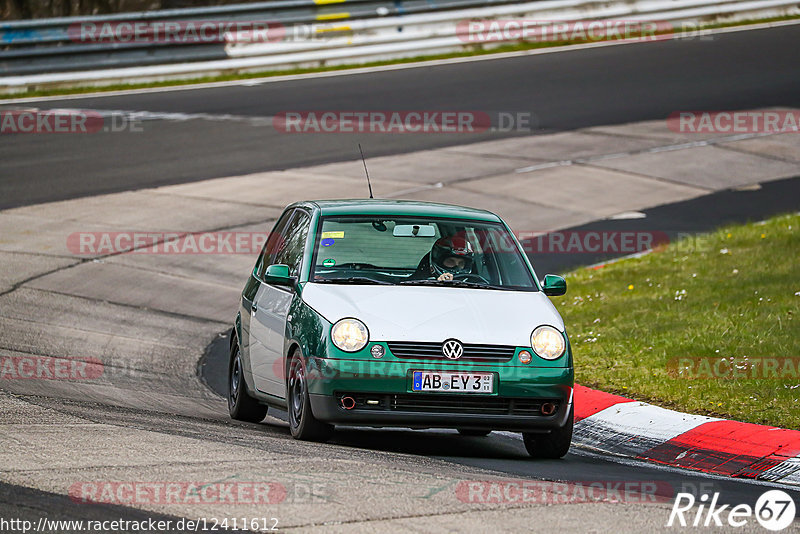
[291,199,503,222]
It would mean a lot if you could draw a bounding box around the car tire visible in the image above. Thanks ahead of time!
[287,351,333,442]
[457,429,491,437]
[522,405,573,459]
[228,337,268,423]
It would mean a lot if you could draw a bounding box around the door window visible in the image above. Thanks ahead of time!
[256,209,295,278]
[274,210,311,277]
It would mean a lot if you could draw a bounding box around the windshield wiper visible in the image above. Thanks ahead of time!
[399,279,440,286]
[314,277,392,285]
[400,279,512,290]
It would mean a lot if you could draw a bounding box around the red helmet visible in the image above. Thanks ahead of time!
[430,236,474,276]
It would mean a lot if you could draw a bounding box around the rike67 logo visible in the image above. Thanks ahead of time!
[667,490,796,531]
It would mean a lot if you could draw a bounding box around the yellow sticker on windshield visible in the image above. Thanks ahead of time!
[322,231,345,239]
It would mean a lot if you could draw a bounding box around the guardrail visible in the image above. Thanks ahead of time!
[0,0,526,75]
[1,0,798,93]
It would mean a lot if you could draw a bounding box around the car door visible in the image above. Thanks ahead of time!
[244,209,294,393]
[250,208,310,397]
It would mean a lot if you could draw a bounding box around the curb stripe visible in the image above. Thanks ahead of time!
[573,384,633,421]
[573,384,800,485]
[575,401,719,457]
[638,420,800,478]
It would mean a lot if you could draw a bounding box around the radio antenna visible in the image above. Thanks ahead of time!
[358,143,374,199]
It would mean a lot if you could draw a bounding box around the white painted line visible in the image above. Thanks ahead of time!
[9,107,276,126]
[3,18,799,105]
[609,211,647,220]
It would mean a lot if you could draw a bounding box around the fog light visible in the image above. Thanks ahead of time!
[371,344,385,359]
[518,350,532,364]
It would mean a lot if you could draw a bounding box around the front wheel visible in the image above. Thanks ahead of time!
[287,352,333,442]
[228,338,268,423]
[522,406,573,459]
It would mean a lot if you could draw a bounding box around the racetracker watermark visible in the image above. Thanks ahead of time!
[0,356,103,380]
[273,358,570,385]
[68,21,285,43]
[0,109,141,134]
[456,19,677,43]
[67,232,269,255]
[456,479,673,504]
[516,230,670,254]
[69,482,287,505]
[67,229,715,257]
[667,110,800,134]
[273,111,494,134]
[667,357,800,380]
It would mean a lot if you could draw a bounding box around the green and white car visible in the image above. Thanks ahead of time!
[228,199,574,458]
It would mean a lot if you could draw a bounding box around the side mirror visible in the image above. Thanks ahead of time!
[542,274,566,296]
[264,264,294,286]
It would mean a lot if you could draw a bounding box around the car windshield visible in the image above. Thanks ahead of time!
[310,215,538,290]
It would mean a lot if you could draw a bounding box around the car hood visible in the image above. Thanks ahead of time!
[302,283,564,346]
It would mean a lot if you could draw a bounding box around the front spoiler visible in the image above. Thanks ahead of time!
[309,393,572,431]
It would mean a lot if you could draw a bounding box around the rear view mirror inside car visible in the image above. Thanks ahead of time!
[393,224,436,237]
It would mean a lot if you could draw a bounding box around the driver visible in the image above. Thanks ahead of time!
[429,236,474,282]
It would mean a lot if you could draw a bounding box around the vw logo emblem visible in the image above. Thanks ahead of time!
[442,339,464,360]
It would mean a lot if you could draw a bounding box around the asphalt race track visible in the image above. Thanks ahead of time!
[1,24,800,208]
[1,22,799,533]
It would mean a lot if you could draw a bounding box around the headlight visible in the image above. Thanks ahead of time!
[331,318,369,352]
[530,325,566,360]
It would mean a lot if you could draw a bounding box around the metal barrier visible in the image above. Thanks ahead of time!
[1,0,797,93]
[0,0,530,75]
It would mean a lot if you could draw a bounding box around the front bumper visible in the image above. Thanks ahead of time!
[306,357,573,431]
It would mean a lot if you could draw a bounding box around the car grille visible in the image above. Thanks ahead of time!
[338,393,557,416]
[387,341,516,361]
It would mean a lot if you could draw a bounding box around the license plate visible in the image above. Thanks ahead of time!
[412,371,494,393]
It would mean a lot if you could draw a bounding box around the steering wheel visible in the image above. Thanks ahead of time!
[452,273,490,284]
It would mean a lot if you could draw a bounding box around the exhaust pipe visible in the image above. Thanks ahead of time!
[541,402,556,416]
[340,396,356,410]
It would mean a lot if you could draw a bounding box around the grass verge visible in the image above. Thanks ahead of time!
[2,14,799,100]
[562,213,800,429]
